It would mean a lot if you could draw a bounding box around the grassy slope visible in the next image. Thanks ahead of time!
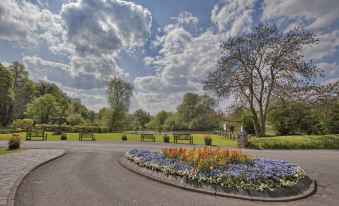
[248,134,339,149]
[0,132,237,147]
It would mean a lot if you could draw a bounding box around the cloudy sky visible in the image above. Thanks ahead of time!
[0,0,338,114]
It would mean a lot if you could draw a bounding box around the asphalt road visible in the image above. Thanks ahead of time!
[7,141,339,206]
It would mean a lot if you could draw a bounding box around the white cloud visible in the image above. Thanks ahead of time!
[0,0,62,45]
[61,0,152,55]
[304,30,339,61]
[134,1,258,114]
[262,0,339,29]
[23,56,108,90]
[211,0,256,36]
[57,0,152,80]
[135,26,222,114]
[171,11,199,25]
[317,62,339,77]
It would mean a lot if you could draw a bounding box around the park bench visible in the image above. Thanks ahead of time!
[79,132,96,141]
[173,133,193,144]
[140,133,155,142]
[26,131,47,141]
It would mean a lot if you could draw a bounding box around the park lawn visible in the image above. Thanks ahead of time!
[0,148,28,155]
[0,132,237,147]
[248,134,339,149]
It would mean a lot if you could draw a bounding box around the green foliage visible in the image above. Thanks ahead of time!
[121,134,127,141]
[8,62,34,119]
[67,114,85,126]
[175,93,220,130]
[34,124,110,133]
[0,64,15,126]
[243,117,255,134]
[26,94,63,124]
[270,98,339,135]
[248,135,339,149]
[107,78,133,131]
[60,133,67,140]
[133,109,150,130]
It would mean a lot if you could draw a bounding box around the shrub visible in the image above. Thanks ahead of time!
[121,134,127,141]
[204,135,212,145]
[243,118,255,134]
[34,124,110,133]
[60,133,67,140]
[163,134,170,143]
[11,119,23,129]
[8,134,20,150]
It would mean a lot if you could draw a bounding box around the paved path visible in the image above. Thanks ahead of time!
[0,141,338,206]
[0,149,65,206]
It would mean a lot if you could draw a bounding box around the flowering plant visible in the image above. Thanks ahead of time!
[125,147,304,191]
[8,134,21,150]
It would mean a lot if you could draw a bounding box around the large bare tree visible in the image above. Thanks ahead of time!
[203,23,327,137]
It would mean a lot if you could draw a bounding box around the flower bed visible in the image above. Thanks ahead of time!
[125,147,305,191]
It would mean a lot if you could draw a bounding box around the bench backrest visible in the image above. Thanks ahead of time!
[80,133,94,138]
[141,134,154,138]
[27,131,44,136]
[174,134,192,139]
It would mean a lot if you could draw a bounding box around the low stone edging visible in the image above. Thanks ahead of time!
[119,156,317,202]
[5,149,67,206]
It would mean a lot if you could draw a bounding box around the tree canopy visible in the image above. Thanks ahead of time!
[204,23,332,137]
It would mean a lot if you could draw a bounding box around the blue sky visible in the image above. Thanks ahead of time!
[0,0,338,114]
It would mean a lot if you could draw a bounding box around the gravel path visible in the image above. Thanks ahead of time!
[0,149,65,206]
[0,141,338,206]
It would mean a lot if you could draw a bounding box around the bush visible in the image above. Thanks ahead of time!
[204,136,212,145]
[243,118,255,134]
[121,134,127,141]
[163,134,170,143]
[8,134,20,150]
[34,124,110,133]
[11,119,23,129]
[60,133,67,140]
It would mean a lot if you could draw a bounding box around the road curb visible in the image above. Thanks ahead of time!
[119,156,317,202]
[5,149,67,206]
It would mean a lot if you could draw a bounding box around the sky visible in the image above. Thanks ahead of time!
[0,0,338,114]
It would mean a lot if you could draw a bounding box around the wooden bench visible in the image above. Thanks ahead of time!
[140,133,155,142]
[79,132,96,141]
[26,131,47,141]
[173,133,193,144]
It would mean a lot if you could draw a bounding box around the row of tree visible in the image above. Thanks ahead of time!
[0,62,95,127]
[101,89,222,131]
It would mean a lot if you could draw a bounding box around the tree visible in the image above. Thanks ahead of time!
[67,114,84,126]
[8,62,34,119]
[107,78,133,131]
[133,109,150,130]
[176,93,219,130]
[26,94,62,124]
[0,64,14,126]
[152,110,170,130]
[204,23,323,137]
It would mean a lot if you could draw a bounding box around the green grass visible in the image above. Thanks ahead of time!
[0,148,28,155]
[248,134,339,149]
[0,132,237,147]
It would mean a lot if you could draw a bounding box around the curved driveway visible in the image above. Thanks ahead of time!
[6,141,339,206]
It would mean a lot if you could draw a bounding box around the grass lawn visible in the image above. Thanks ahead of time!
[0,148,28,155]
[0,132,237,147]
[248,134,339,149]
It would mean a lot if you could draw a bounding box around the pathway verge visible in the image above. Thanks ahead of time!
[0,149,66,206]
